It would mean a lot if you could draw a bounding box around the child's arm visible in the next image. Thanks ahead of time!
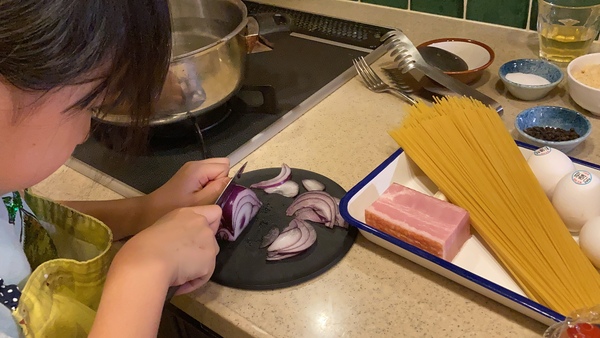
[62,159,230,240]
[88,205,220,337]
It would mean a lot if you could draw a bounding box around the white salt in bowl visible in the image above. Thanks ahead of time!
[499,59,563,101]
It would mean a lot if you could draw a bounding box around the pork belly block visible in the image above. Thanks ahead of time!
[365,183,470,261]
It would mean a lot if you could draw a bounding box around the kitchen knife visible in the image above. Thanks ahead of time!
[166,161,248,301]
[214,161,248,207]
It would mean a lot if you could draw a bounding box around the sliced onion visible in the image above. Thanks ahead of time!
[250,163,292,189]
[278,221,317,254]
[264,180,299,197]
[286,191,336,228]
[217,184,262,241]
[266,252,301,261]
[302,179,325,191]
[281,218,300,233]
[293,207,325,223]
[277,220,310,252]
[267,227,302,252]
[260,227,280,248]
[265,221,318,261]
[332,198,347,228]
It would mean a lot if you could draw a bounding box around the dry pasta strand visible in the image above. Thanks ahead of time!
[389,96,600,315]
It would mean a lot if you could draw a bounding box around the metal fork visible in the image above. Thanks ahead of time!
[380,30,504,115]
[353,56,417,105]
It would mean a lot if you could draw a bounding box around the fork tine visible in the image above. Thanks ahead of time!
[353,59,368,84]
[354,58,374,88]
[359,57,384,87]
[357,57,379,88]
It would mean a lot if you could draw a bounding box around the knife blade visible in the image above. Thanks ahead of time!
[166,161,248,301]
[215,161,248,206]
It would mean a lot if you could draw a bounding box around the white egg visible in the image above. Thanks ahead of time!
[579,217,600,269]
[527,147,575,199]
[552,170,600,233]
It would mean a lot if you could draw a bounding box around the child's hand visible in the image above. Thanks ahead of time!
[138,158,230,233]
[112,205,221,294]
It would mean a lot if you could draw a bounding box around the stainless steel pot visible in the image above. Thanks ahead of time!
[98,0,258,126]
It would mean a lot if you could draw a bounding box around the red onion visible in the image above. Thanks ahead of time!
[264,180,299,197]
[281,218,301,233]
[278,220,310,252]
[265,220,317,261]
[293,207,325,223]
[302,179,325,191]
[267,227,302,252]
[250,163,292,189]
[260,227,280,248]
[266,252,301,261]
[217,184,262,241]
[332,197,347,228]
[286,191,337,228]
[278,221,317,254]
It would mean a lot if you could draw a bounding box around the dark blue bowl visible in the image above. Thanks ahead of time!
[515,106,591,153]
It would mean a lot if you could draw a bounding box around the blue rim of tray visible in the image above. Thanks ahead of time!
[339,140,600,323]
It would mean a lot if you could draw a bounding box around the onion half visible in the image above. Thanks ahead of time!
[217,184,262,241]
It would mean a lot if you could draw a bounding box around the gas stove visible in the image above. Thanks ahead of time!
[69,1,391,196]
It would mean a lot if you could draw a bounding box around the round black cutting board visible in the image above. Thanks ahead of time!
[211,167,358,290]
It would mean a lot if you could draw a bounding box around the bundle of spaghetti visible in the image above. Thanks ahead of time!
[389,96,600,315]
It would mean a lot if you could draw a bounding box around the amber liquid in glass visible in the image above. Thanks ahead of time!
[539,24,596,63]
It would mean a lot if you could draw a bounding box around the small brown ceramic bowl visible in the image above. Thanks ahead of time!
[417,38,495,84]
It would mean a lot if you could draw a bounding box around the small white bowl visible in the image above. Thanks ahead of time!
[567,53,600,116]
[499,59,563,101]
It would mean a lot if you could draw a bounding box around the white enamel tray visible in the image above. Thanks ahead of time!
[339,141,597,326]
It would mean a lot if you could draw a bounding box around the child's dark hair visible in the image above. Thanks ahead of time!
[0,0,172,149]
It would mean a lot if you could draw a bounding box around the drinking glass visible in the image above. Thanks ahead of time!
[537,0,600,63]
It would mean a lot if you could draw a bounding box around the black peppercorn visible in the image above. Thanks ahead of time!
[524,126,580,142]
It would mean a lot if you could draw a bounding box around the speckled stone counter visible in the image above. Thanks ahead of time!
[32,1,600,337]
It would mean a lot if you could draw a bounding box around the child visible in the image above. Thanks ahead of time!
[0,0,228,336]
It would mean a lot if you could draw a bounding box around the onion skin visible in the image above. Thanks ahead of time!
[250,163,292,189]
[217,184,262,241]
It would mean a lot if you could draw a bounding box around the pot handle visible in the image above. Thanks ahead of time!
[244,16,260,52]
[244,13,293,52]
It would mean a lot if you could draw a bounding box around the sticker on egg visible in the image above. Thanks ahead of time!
[579,217,600,269]
[527,147,575,199]
[552,170,600,233]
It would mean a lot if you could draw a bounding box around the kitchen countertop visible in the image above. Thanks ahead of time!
[32,1,600,337]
